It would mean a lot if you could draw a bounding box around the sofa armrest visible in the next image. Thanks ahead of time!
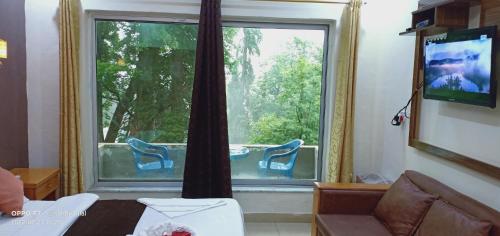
[311,182,391,236]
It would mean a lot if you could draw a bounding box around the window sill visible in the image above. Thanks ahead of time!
[88,185,313,193]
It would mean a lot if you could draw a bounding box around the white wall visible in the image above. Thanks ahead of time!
[417,5,500,169]
[25,0,60,168]
[25,0,343,214]
[24,0,343,172]
[354,0,417,178]
[92,188,312,214]
[354,0,500,211]
[80,0,343,189]
[26,0,500,213]
[80,0,343,215]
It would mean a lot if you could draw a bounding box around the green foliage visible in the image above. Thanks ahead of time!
[249,38,323,145]
[225,28,263,144]
[96,21,200,143]
[96,21,323,146]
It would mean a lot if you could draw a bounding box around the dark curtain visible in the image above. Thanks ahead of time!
[182,0,232,198]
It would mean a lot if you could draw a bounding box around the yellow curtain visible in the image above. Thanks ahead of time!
[327,0,361,183]
[59,0,84,195]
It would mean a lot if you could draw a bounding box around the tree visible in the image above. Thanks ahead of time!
[96,21,136,142]
[96,21,197,143]
[249,38,323,145]
[96,21,323,146]
[225,28,262,144]
[96,21,238,143]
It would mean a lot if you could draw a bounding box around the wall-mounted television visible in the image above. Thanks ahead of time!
[423,26,497,108]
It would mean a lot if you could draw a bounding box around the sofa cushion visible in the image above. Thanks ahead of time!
[374,174,437,236]
[316,214,391,236]
[405,170,500,236]
[415,200,492,236]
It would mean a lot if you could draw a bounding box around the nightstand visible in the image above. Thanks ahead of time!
[10,168,60,200]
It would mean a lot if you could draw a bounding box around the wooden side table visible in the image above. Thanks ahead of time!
[10,168,60,200]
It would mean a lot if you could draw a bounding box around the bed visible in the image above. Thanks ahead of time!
[0,194,245,236]
[0,193,98,235]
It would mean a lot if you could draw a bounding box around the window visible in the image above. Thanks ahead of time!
[95,20,197,181]
[224,24,327,183]
[94,19,328,184]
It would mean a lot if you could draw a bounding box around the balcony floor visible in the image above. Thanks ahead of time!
[98,144,317,181]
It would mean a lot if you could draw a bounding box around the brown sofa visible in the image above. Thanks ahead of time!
[312,170,500,236]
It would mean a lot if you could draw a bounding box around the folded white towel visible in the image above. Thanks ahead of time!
[137,198,227,218]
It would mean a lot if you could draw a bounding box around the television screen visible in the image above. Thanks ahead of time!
[423,26,497,108]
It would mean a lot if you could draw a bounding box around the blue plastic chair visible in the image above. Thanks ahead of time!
[230,145,250,161]
[258,139,304,178]
[126,137,174,173]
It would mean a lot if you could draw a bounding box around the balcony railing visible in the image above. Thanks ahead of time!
[98,143,318,181]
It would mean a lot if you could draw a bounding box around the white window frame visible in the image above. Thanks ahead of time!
[81,2,338,191]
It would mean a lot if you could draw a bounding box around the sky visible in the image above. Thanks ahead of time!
[425,38,492,71]
[111,21,327,80]
[224,26,326,79]
[251,28,326,78]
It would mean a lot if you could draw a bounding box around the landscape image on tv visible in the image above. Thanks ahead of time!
[424,38,493,106]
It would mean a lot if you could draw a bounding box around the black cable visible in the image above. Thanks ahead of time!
[391,82,424,126]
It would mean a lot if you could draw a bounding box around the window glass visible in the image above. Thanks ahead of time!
[224,25,326,181]
[95,20,327,183]
[96,20,197,181]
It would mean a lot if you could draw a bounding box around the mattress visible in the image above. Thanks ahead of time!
[64,200,146,236]
[66,198,245,236]
[133,198,245,236]
[1,197,244,236]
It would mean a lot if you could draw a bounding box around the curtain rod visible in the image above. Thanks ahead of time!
[253,0,351,5]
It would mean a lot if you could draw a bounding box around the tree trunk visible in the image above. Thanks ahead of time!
[104,81,136,143]
[97,84,105,142]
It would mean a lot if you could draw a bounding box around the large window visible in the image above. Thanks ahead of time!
[94,19,328,184]
[224,24,327,182]
[95,20,197,181]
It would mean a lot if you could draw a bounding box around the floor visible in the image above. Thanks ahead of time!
[245,223,311,236]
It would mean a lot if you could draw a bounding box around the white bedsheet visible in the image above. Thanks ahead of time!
[133,198,244,236]
[0,193,98,236]
[137,198,227,218]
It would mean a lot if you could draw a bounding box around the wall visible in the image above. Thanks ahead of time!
[354,0,417,178]
[0,0,29,169]
[25,0,60,168]
[418,1,500,170]
[92,188,312,214]
[354,0,500,210]
[80,0,343,190]
[80,0,343,215]
[23,0,500,213]
[23,0,343,179]
[25,0,344,214]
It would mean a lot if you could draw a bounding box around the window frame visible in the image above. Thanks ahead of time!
[89,14,332,188]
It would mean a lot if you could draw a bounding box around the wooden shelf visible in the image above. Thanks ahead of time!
[399,25,449,36]
[413,0,479,14]
[399,0,479,36]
